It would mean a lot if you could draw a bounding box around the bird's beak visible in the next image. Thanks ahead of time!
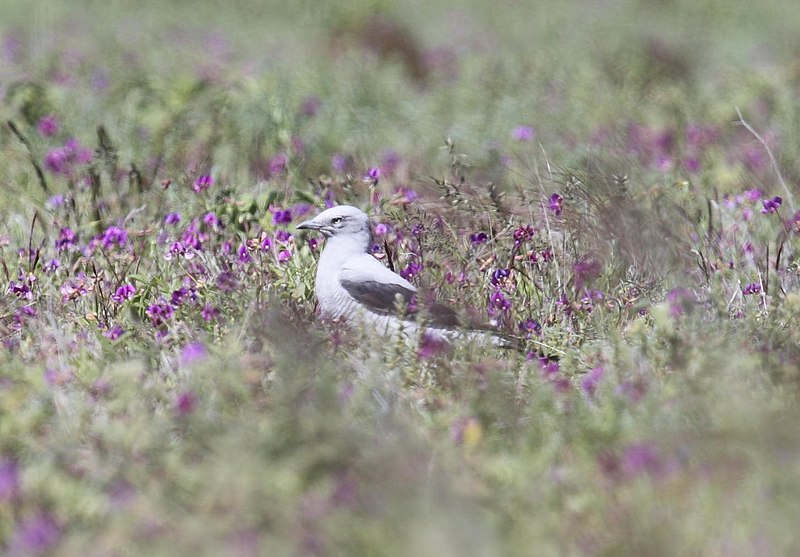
[297,220,320,231]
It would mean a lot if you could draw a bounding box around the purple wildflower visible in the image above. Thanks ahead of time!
[112,283,136,303]
[8,279,33,300]
[513,225,535,244]
[308,237,319,250]
[237,244,252,263]
[374,223,389,236]
[574,257,601,290]
[366,167,381,181]
[548,193,563,216]
[179,342,208,366]
[491,268,510,286]
[581,365,605,397]
[201,302,220,322]
[743,282,762,296]
[164,212,181,225]
[55,227,77,251]
[761,196,782,214]
[260,235,273,251]
[46,194,65,209]
[103,324,124,340]
[9,513,61,556]
[203,212,220,228]
[518,318,542,336]
[418,333,447,360]
[216,271,237,293]
[193,175,213,193]
[146,300,174,328]
[489,290,511,313]
[300,96,321,117]
[470,232,488,246]
[44,258,60,273]
[269,152,288,175]
[43,137,92,176]
[511,125,535,142]
[100,226,128,250]
[399,260,423,280]
[666,287,694,317]
[277,249,292,263]
[37,115,59,137]
[331,153,348,173]
[174,391,198,416]
[171,287,195,306]
[0,457,20,501]
[272,209,293,225]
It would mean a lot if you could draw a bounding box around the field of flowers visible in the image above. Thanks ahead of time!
[2,0,800,555]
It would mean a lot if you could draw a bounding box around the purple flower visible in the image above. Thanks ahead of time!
[418,333,447,359]
[216,271,237,293]
[44,258,60,273]
[8,279,33,300]
[146,300,174,328]
[103,324,124,340]
[308,237,319,250]
[43,137,92,176]
[237,244,252,264]
[203,212,220,228]
[666,287,693,317]
[272,209,293,225]
[275,230,292,243]
[518,318,542,336]
[300,96,321,117]
[193,175,213,193]
[37,115,59,137]
[260,236,273,251]
[374,223,389,236]
[112,283,136,303]
[581,365,604,397]
[9,512,61,556]
[761,196,782,214]
[171,287,195,306]
[55,227,77,251]
[0,457,20,501]
[46,194,65,209]
[100,226,128,250]
[366,167,381,181]
[574,257,601,290]
[331,153,348,173]
[548,193,563,216]
[511,125,535,142]
[277,249,292,263]
[513,225,535,244]
[174,391,198,416]
[180,342,208,366]
[269,152,288,175]
[491,268,510,286]
[399,260,423,280]
[470,232,488,246]
[201,302,220,322]
[164,212,181,225]
[489,290,511,313]
[743,282,762,296]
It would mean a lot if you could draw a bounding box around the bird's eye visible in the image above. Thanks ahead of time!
[331,217,343,225]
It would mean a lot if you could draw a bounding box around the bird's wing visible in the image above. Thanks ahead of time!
[339,254,461,327]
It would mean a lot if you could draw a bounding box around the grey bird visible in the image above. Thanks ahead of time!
[297,205,507,345]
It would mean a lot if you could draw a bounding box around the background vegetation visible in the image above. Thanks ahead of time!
[2,0,800,555]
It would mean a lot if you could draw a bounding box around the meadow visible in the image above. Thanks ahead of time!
[2,0,800,555]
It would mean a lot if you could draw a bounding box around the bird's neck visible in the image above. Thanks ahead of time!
[318,233,371,270]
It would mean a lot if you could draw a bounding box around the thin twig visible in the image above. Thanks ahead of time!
[7,120,49,194]
[735,107,795,212]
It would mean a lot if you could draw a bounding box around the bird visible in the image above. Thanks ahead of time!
[297,204,512,346]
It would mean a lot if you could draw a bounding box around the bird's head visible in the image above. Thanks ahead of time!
[297,205,371,242]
